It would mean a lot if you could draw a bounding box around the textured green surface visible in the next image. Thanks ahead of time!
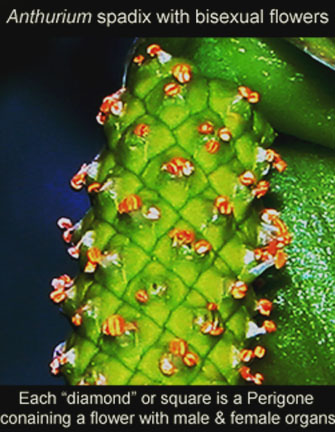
[258,137,335,384]
[52,48,285,385]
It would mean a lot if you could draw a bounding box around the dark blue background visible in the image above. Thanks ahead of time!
[1,36,134,384]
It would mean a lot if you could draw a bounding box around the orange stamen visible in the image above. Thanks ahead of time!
[147,44,162,56]
[205,138,220,154]
[169,338,188,357]
[198,121,214,135]
[257,299,273,316]
[214,195,233,215]
[169,228,195,246]
[262,320,277,333]
[135,289,149,304]
[172,63,192,84]
[71,313,82,327]
[194,239,212,255]
[118,194,142,214]
[275,250,288,269]
[183,351,199,367]
[163,82,181,97]
[50,289,67,304]
[218,127,232,142]
[102,315,126,337]
[133,54,145,65]
[253,372,264,385]
[207,302,218,311]
[162,157,194,177]
[133,123,150,137]
[239,170,256,186]
[240,349,254,363]
[87,182,102,193]
[252,180,270,199]
[239,366,253,381]
[253,345,266,359]
[230,281,248,299]
[87,247,102,264]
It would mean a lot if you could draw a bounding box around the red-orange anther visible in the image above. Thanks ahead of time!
[133,123,150,137]
[183,351,199,367]
[49,356,67,376]
[205,138,220,154]
[230,281,248,299]
[58,274,73,286]
[194,239,212,255]
[218,127,232,142]
[100,97,123,116]
[253,372,264,385]
[172,63,192,84]
[96,91,125,124]
[169,338,188,357]
[200,321,214,335]
[118,194,142,214]
[265,149,277,163]
[273,158,288,173]
[214,195,233,215]
[239,366,253,381]
[50,289,67,304]
[164,82,181,97]
[133,54,145,65]
[84,261,97,274]
[238,86,251,99]
[200,321,224,336]
[70,164,88,190]
[240,349,254,363]
[253,247,273,262]
[267,239,282,256]
[239,170,256,187]
[87,247,102,264]
[68,244,81,259]
[169,228,195,246]
[273,217,290,238]
[262,320,277,333]
[102,315,126,337]
[266,149,287,173]
[198,121,214,135]
[209,326,225,336]
[248,91,260,104]
[275,250,288,269]
[257,299,273,316]
[238,86,260,103]
[261,208,280,224]
[51,275,73,292]
[207,302,218,311]
[96,111,107,125]
[87,182,102,193]
[72,313,82,327]
[135,289,149,304]
[62,228,73,243]
[57,217,73,230]
[162,157,194,177]
[99,99,112,114]
[253,345,266,359]
[252,180,270,198]
[147,43,162,56]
